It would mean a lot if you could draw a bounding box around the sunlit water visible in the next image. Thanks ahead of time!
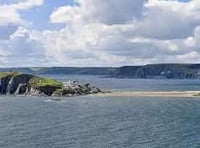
[1,75,200,148]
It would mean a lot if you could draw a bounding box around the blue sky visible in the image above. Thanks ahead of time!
[0,0,74,30]
[0,0,199,67]
[19,0,74,30]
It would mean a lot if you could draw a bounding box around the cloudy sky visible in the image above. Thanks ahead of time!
[0,0,199,67]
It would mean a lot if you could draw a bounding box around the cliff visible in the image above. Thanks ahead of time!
[0,72,102,96]
[110,64,200,79]
[1,64,200,79]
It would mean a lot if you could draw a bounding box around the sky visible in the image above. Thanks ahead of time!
[0,0,199,67]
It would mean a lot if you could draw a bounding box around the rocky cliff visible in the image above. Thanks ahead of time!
[111,64,200,79]
[0,72,102,96]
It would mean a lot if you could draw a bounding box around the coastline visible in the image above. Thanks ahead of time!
[93,91,200,97]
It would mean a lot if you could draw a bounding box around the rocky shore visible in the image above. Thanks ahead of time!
[0,72,102,97]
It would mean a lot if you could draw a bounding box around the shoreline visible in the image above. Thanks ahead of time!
[93,91,200,97]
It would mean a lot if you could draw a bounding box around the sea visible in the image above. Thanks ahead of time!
[1,75,200,148]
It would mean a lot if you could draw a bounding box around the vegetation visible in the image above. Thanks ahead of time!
[0,71,102,97]
[0,72,62,88]
[29,77,63,88]
[0,72,23,79]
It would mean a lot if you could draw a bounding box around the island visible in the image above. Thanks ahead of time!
[1,71,200,98]
[0,72,102,97]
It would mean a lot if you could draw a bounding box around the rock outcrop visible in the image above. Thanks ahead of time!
[0,72,102,97]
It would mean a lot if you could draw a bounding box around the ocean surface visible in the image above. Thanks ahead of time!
[1,75,200,148]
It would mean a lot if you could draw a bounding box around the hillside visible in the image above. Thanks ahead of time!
[1,64,200,79]
[112,64,200,79]
[0,67,117,75]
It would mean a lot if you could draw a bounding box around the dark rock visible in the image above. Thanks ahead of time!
[90,86,102,94]
[0,75,12,94]
[15,83,28,95]
[0,72,102,97]
[7,74,33,94]
[35,85,61,96]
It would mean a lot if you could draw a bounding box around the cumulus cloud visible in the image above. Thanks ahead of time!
[51,0,145,25]
[0,0,44,26]
[1,0,200,67]
[46,0,200,66]
[0,0,46,67]
[0,27,46,67]
[136,0,200,39]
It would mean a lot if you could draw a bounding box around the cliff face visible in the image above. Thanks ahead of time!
[0,72,32,94]
[112,64,200,79]
[0,72,102,96]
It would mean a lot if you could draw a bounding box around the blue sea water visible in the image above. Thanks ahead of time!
[1,75,200,148]
[41,74,200,92]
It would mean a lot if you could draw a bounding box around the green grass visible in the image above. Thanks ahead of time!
[30,77,63,87]
[0,71,63,91]
[0,72,23,79]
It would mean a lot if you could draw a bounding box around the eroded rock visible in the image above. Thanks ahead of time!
[0,72,102,97]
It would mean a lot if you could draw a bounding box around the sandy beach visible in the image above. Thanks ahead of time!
[94,91,200,97]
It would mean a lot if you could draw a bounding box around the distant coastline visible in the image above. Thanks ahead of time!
[1,63,200,79]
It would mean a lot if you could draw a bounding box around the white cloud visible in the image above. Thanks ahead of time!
[1,0,200,67]
[47,0,200,66]
[0,0,44,26]
[0,27,46,67]
[136,0,200,39]
[51,0,146,25]
[0,0,43,66]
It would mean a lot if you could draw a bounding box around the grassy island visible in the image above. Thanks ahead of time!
[0,72,102,97]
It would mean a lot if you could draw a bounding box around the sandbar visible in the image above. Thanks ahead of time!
[93,91,200,97]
